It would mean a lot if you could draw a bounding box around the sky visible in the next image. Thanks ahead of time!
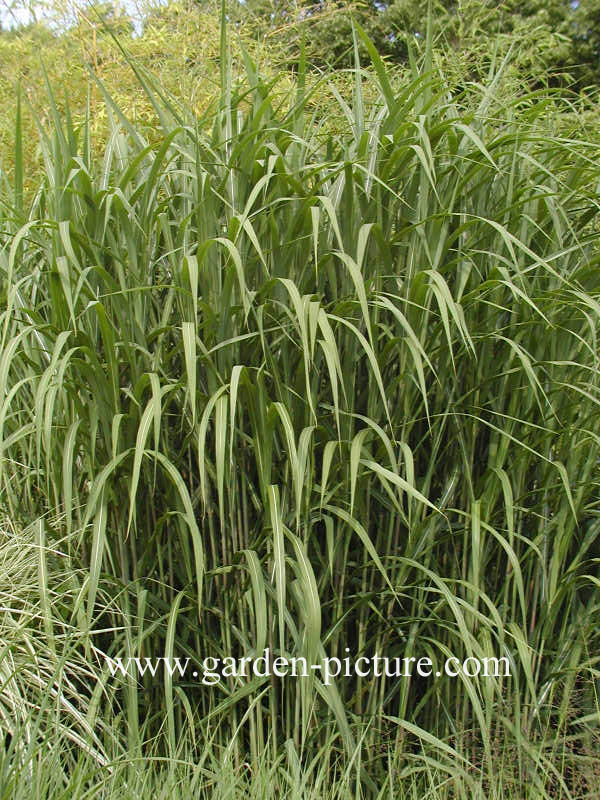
[0,0,156,33]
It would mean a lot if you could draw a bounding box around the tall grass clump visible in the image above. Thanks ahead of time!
[0,21,599,797]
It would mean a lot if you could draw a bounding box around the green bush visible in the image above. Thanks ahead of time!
[0,22,599,797]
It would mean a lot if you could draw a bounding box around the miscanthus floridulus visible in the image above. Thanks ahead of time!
[0,21,598,799]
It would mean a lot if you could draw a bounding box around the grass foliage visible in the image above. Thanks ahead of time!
[0,20,599,798]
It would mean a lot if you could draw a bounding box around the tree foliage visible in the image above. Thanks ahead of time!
[235,0,600,87]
